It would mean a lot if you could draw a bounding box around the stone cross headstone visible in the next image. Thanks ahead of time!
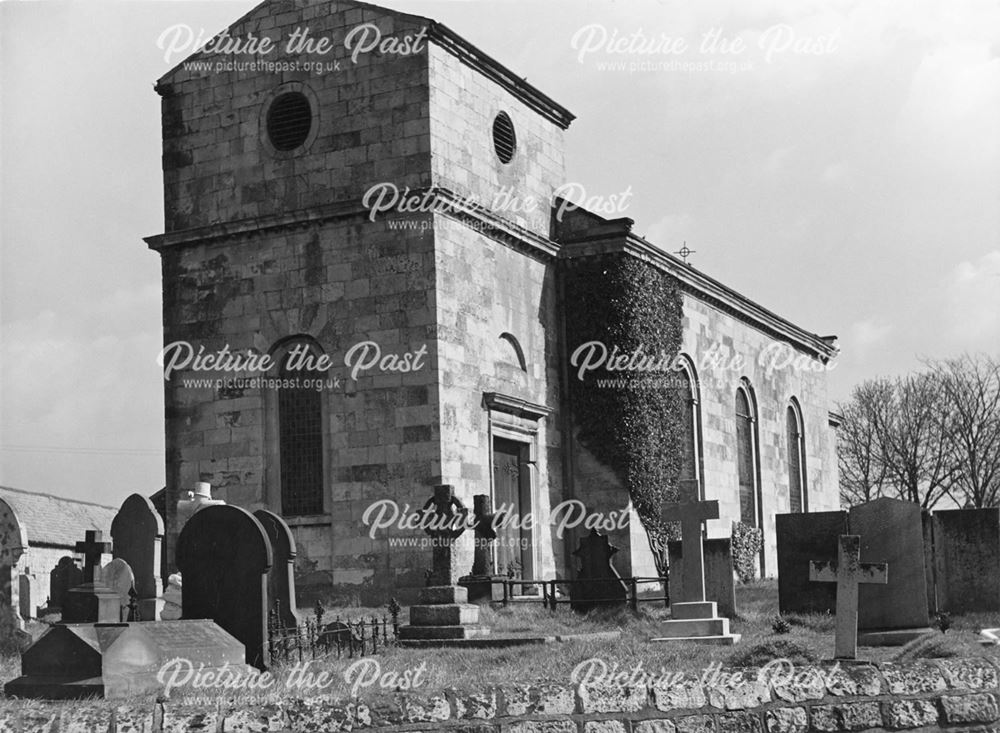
[111,493,164,621]
[662,500,720,603]
[809,534,888,659]
[398,485,488,642]
[253,509,301,631]
[569,529,627,612]
[421,484,470,587]
[176,504,272,669]
[62,531,121,624]
[667,537,737,618]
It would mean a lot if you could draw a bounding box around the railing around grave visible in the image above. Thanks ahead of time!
[267,599,401,664]
[499,577,670,610]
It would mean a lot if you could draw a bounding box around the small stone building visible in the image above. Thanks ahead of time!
[146,0,841,603]
[0,486,117,629]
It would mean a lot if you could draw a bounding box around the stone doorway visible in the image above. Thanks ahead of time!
[492,437,533,579]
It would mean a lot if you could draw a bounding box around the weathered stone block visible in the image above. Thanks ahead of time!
[533,685,576,715]
[652,678,707,710]
[940,692,1000,724]
[635,720,678,733]
[162,704,220,732]
[674,714,716,733]
[453,690,498,720]
[881,662,947,695]
[220,704,287,731]
[578,683,647,713]
[503,721,576,733]
[114,706,155,733]
[583,721,629,733]
[717,711,762,732]
[823,664,882,697]
[59,706,112,733]
[882,698,938,729]
[811,702,882,732]
[409,602,479,626]
[704,676,770,710]
[402,694,451,723]
[766,665,826,703]
[764,707,807,733]
[937,658,999,690]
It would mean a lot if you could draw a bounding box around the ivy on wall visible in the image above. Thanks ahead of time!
[562,254,686,574]
[732,521,763,583]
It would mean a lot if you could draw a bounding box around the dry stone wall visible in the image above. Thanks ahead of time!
[4,657,1000,731]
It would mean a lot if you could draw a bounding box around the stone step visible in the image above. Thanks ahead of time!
[409,603,480,627]
[398,624,492,640]
[655,617,730,637]
[651,633,741,646]
[671,601,718,620]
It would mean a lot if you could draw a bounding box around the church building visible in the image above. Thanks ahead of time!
[146,0,841,604]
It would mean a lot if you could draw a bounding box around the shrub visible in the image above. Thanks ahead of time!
[771,615,791,634]
[732,521,763,583]
[726,639,818,668]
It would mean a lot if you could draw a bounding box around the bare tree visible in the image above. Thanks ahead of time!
[837,379,892,507]
[877,372,958,509]
[928,354,1000,508]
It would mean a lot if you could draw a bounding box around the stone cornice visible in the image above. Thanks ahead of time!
[483,392,552,421]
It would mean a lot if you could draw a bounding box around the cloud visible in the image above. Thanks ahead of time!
[848,317,893,354]
[946,251,1000,347]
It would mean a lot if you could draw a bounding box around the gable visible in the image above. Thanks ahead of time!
[0,486,116,549]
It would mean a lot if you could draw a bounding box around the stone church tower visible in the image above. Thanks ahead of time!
[147,0,840,604]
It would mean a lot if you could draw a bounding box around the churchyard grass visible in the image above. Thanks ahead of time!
[2,580,997,707]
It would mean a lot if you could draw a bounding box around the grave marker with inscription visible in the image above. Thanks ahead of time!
[111,493,164,621]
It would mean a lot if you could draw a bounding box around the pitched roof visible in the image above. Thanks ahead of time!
[0,486,118,549]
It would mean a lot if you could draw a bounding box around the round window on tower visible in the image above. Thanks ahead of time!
[266,92,313,152]
[492,111,516,164]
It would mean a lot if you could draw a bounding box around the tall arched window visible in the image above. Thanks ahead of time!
[786,400,807,513]
[275,340,325,516]
[735,383,759,527]
[677,357,703,502]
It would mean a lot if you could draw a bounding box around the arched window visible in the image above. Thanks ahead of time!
[275,340,325,516]
[677,357,703,501]
[786,400,807,513]
[735,383,759,527]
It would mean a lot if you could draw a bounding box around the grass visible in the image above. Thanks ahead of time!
[3,580,1000,708]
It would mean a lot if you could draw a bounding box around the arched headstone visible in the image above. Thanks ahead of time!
[0,499,29,639]
[49,557,83,611]
[111,493,164,621]
[253,509,301,630]
[177,505,272,669]
[100,558,136,621]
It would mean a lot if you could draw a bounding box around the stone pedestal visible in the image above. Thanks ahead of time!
[651,601,741,645]
[458,574,506,603]
[61,583,122,624]
[398,586,490,641]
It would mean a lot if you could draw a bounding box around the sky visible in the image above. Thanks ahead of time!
[1,0,998,508]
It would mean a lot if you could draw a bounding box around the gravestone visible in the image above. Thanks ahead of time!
[18,573,34,621]
[933,508,1000,613]
[569,529,627,612]
[62,531,121,624]
[458,495,506,602]
[809,534,888,659]
[176,504,272,669]
[99,559,136,621]
[111,493,164,621]
[399,485,489,642]
[0,500,29,640]
[848,498,931,636]
[668,538,736,618]
[48,557,83,612]
[776,510,847,614]
[653,500,739,645]
[5,620,253,699]
[253,509,300,630]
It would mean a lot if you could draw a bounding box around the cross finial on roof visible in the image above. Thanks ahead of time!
[675,242,696,266]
